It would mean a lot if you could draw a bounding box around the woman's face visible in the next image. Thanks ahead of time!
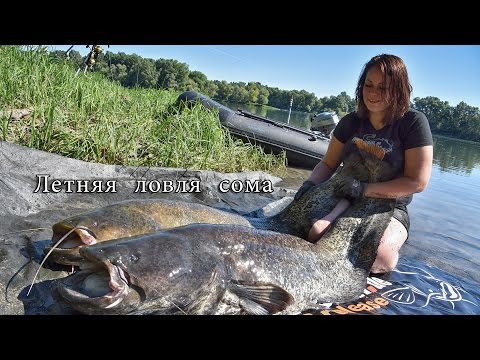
[362,65,390,115]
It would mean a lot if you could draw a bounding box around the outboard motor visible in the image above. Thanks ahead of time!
[310,112,339,138]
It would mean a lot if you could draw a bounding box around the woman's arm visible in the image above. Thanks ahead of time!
[307,136,345,184]
[365,145,433,199]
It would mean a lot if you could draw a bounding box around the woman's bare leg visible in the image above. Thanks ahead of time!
[307,198,350,242]
[371,217,408,274]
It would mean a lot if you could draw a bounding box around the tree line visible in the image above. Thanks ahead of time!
[50,49,480,142]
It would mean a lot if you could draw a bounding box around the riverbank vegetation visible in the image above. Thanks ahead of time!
[52,46,480,142]
[0,46,287,175]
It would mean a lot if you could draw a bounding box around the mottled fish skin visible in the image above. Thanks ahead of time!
[48,150,393,266]
[57,191,394,315]
[53,149,397,315]
[46,199,252,265]
[247,150,397,239]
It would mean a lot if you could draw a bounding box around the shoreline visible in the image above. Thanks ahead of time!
[433,133,480,146]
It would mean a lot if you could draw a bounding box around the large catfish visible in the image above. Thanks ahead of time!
[46,199,252,265]
[46,150,391,266]
[56,190,395,315]
[248,149,397,238]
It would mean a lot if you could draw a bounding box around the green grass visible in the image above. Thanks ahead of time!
[0,46,287,175]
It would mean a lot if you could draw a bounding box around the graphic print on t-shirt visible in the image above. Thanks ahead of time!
[352,134,394,161]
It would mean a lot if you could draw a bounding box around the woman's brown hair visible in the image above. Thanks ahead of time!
[355,54,412,125]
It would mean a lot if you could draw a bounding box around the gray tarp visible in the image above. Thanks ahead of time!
[0,141,292,314]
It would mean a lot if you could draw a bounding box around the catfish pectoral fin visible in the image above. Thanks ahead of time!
[228,280,293,315]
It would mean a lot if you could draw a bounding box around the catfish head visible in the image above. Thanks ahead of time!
[45,203,162,265]
[56,231,224,315]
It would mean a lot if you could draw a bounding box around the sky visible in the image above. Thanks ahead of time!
[50,45,480,109]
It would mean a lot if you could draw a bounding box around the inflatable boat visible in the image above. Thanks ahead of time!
[176,91,330,169]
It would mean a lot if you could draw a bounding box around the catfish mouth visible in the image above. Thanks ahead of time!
[57,259,131,314]
[44,224,99,265]
[52,223,98,247]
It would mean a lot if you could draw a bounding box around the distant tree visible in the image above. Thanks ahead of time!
[413,96,451,132]
[215,80,234,101]
[188,71,208,92]
[49,49,83,69]
[230,84,249,103]
[155,59,190,91]
[246,82,260,103]
[125,58,157,88]
[258,87,269,105]
[453,101,480,139]
[203,81,218,98]
[109,64,128,84]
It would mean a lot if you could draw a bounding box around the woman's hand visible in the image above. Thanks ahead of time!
[334,176,367,202]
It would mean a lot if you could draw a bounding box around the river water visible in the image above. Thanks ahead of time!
[221,101,480,314]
